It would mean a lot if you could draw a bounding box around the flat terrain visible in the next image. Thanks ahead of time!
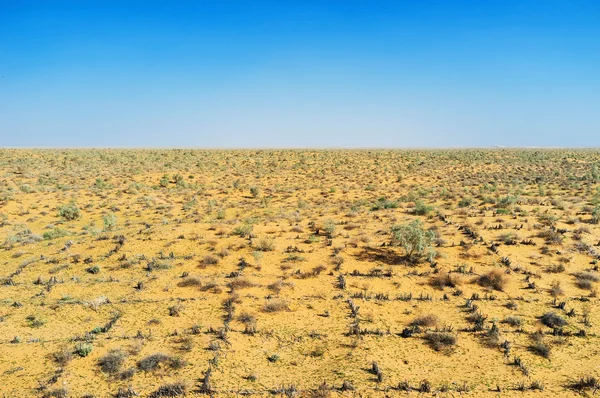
[1,149,599,397]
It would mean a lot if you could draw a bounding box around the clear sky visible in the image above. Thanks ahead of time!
[1,1,599,147]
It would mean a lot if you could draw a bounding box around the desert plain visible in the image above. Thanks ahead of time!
[0,149,600,397]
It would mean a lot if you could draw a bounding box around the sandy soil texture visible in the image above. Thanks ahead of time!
[0,149,599,397]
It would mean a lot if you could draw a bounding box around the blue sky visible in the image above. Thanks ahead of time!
[1,1,599,147]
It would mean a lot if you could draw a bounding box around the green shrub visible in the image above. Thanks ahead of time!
[57,202,81,221]
[26,314,47,328]
[390,220,435,263]
[103,213,118,231]
[372,197,398,210]
[457,197,473,208]
[592,206,600,224]
[43,228,70,240]
[74,342,93,357]
[414,200,433,216]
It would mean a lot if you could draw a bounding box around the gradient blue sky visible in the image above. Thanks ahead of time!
[1,1,599,147]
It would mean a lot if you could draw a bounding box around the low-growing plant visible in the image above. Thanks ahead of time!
[477,269,508,291]
[424,332,457,352]
[98,349,127,374]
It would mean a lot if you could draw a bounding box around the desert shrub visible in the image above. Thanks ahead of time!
[458,197,473,208]
[549,280,564,297]
[74,342,93,357]
[547,264,565,273]
[86,265,100,274]
[255,238,275,252]
[169,304,183,316]
[418,379,432,393]
[42,388,68,398]
[53,347,73,366]
[537,229,563,244]
[99,349,127,374]
[138,353,174,372]
[57,202,81,221]
[312,264,327,275]
[238,312,256,324]
[228,276,257,290]
[118,367,136,380]
[115,386,139,398]
[268,279,288,294]
[429,272,461,289]
[540,312,567,328]
[263,299,290,313]
[414,200,433,215]
[424,332,456,351]
[323,219,336,237]
[484,323,501,347]
[502,316,523,327]
[529,342,551,358]
[232,224,253,237]
[250,186,260,198]
[177,276,202,287]
[201,255,219,266]
[591,207,600,224]
[103,213,118,231]
[43,228,70,240]
[575,272,599,290]
[200,279,221,293]
[149,381,187,398]
[571,376,599,391]
[371,197,398,210]
[390,220,436,263]
[410,314,439,328]
[26,314,47,328]
[477,269,508,291]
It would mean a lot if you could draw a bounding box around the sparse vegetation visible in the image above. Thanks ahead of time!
[1,149,599,396]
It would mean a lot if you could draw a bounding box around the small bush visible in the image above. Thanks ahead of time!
[228,276,257,290]
[424,332,457,352]
[103,213,118,231]
[42,388,68,398]
[26,314,47,328]
[74,342,93,357]
[138,353,172,372]
[529,342,551,358]
[86,265,100,274]
[410,314,439,328]
[57,203,81,221]
[149,381,187,398]
[263,299,290,313]
[429,272,461,289]
[99,349,127,374]
[502,316,523,327]
[575,272,599,290]
[571,376,599,391]
[177,276,202,287]
[540,312,567,328]
[477,269,508,291]
[255,238,275,252]
[169,304,184,316]
[201,255,219,266]
[53,347,73,366]
[414,200,434,216]
[43,228,70,240]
